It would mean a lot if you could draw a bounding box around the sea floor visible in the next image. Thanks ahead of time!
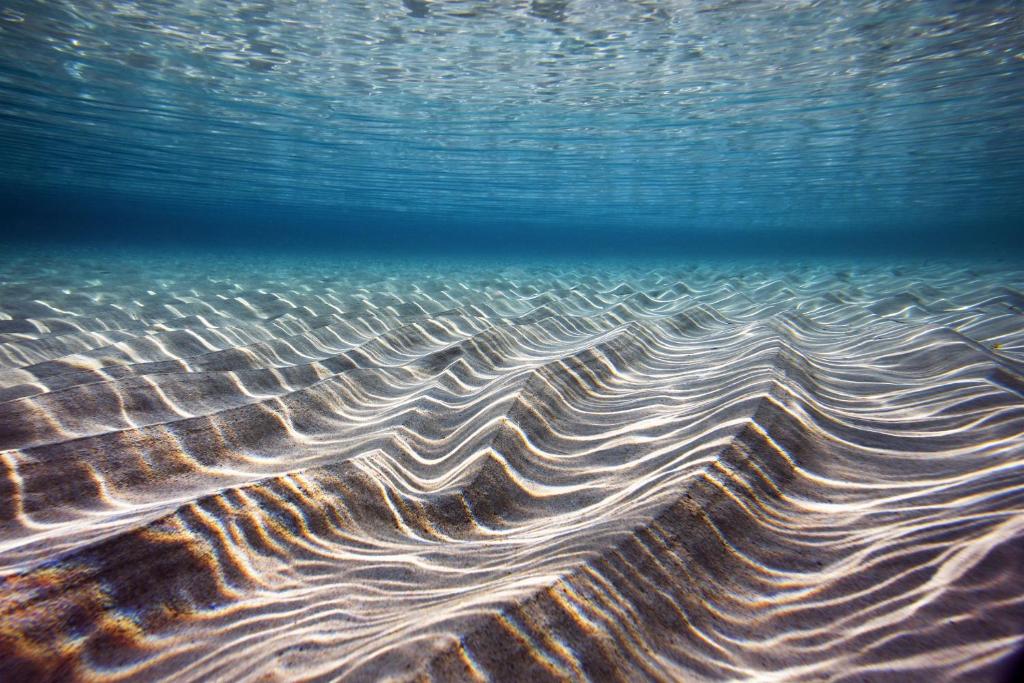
[0,249,1022,681]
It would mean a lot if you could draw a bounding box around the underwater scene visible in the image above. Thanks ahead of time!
[1,1,1023,682]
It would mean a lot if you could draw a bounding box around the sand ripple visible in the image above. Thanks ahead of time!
[0,254,1022,681]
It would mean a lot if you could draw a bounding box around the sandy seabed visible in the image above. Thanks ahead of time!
[0,250,1022,682]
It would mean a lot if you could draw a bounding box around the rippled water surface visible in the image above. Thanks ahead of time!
[1,0,1023,235]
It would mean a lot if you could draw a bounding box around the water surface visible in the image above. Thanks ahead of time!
[1,1,1022,249]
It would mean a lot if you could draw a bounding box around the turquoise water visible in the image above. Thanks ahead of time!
[3,5,1024,680]
[1,0,1022,254]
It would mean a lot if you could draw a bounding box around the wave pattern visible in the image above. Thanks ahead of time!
[0,254,1023,681]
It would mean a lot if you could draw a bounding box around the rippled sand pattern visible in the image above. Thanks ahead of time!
[1,254,1022,682]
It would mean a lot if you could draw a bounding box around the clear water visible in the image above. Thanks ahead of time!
[1,0,1022,254]
[3,5,1024,681]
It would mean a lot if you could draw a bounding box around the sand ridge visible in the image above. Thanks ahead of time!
[0,253,1022,681]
